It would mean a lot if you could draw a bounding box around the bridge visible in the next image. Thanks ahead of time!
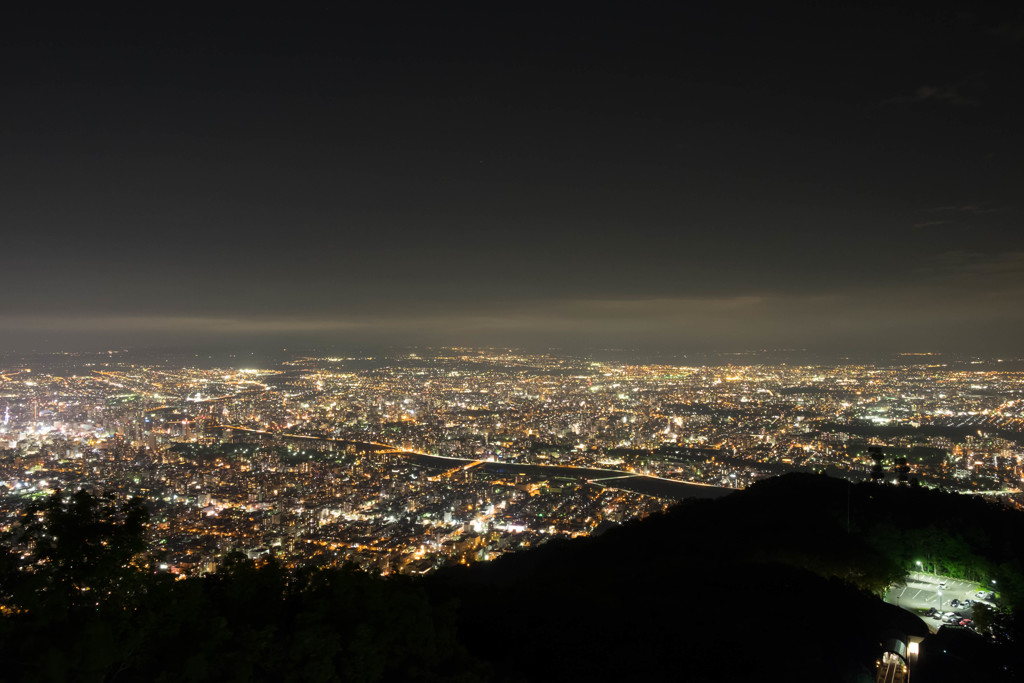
[208,424,730,500]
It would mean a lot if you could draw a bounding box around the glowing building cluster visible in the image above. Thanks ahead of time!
[2,348,1022,575]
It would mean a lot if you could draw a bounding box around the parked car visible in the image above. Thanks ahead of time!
[950,598,960,607]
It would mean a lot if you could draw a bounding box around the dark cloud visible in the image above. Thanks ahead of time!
[929,203,1002,215]
[913,84,977,105]
[990,18,1024,42]
[883,84,978,107]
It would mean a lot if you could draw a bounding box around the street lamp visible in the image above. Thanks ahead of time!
[937,590,942,610]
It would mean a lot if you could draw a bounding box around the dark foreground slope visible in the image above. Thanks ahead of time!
[1,474,1021,682]
[429,474,1024,682]
[430,474,900,683]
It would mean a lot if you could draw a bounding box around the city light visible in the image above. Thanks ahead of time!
[1,349,1023,577]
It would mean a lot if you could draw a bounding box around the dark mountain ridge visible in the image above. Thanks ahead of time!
[1,474,1021,682]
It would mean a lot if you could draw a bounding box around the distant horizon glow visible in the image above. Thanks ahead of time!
[2,279,1023,353]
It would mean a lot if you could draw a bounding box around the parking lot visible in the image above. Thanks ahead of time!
[886,572,994,632]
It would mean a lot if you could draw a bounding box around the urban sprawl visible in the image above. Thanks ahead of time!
[2,349,1022,577]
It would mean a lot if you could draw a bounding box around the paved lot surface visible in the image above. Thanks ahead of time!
[885,572,994,632]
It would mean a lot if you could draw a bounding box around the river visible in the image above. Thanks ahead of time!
[400,452,731,501]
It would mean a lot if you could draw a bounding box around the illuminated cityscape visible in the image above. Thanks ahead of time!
[3,348,1022,580]
[3,3,1023,680]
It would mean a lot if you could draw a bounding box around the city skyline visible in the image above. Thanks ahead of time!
[3,345,1022,582]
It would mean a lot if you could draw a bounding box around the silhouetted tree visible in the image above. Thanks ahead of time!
[895,456,910,485]
[2,476,1020,681]
[0,489,148,612]
[869,446,886,483]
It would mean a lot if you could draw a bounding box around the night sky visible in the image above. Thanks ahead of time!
[2,5,1022,353]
